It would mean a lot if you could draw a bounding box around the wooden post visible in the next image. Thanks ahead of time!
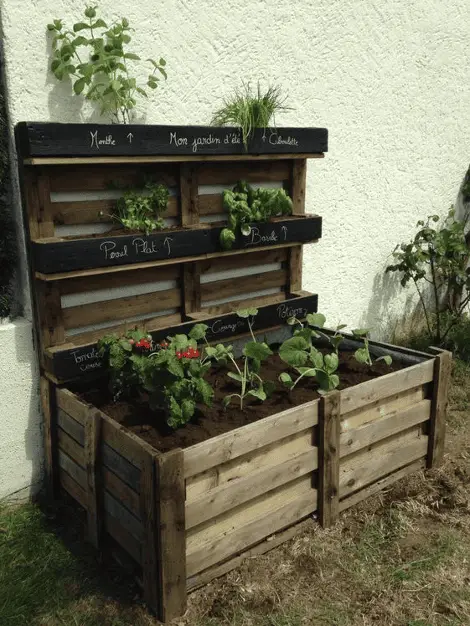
[289,159,307,294]
[141,449,159,614]
[156,449,187,622]
[180,164,199,226]
[427,349,452,468]
[84,410,102,549]
[318,390,341,528]
[40,376,59,498]
[182,262,201,318]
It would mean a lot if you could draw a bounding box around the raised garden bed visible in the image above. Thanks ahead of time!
[44,338,450,621]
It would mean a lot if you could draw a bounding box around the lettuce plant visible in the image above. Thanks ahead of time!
[223,309,275,409]
[220,181,293,250]
[112,182,169,234]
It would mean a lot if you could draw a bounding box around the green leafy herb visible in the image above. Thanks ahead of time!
[47,6,167,123]
[351,329,392,367]
[111,182,169,234]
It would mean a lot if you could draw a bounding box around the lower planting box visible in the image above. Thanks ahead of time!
[42,345,451,622]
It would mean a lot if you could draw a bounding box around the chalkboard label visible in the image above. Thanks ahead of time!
[50,294,318,380]
[16,123,328,158]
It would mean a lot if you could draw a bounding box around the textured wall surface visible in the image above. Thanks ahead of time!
[0,0,469,496]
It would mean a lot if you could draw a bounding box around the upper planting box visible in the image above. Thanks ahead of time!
[16,123,328,158]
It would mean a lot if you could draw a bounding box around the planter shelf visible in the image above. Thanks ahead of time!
[16,122,451,623]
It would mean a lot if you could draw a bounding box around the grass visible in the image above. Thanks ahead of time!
[2,361,470,625]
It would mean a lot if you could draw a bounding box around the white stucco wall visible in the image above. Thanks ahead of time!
[0,0,469,497]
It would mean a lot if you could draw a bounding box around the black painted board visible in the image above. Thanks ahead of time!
[50,293,318,380]
[16,123,328,158]
[33,216,322,274]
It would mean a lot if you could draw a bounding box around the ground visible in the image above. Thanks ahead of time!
[1,361,470,626]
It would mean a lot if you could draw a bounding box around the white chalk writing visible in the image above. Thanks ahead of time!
[277,304,308,320]
[90,130,116,149]
[269,132,299,147]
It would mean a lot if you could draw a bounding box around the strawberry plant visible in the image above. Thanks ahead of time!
[220,181,293,250]
[47,6,167,123]
[223,309,275,409]
[351,329,392,367]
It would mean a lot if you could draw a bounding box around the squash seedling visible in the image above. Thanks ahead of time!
[352,329,392,366]
[223,309,275,410]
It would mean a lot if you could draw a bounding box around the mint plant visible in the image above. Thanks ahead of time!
[351,329,392,367]
[220,181,293,250]
[112,182,169,234]
[47,6,167,123]
[223,309,275,410]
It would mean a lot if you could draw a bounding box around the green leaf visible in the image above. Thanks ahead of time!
[220,227,235,250]
[72,36,88,47]
[279,336,309,367]
[167,395,183,428]
[240,224,251,236]
[264,381,276,397]
[279,372,292,384]
[171,334,190,351]
[296,366,317,377]
[377,355,393,366]
[243,341,272,361]
[352,328,369,337]
[136,86,148,97]
[310,349,324,370]
[248,388,267,401]
[306,312,326,328]
[223,395,233,408]
[336,324,348,331]
[84,6,97,18]
[159,57,166,66]
[324,353,339,373]
[287,317,297,326]
[237,308,258,319]
[158,67,168,80]
[227,371,243,383]
[91,18,108,29]
[73,22,90,32]
[193,378,214,405]
[188,323,208,341]
[354,348,370,364]
[124,52,141,60]
[181,398,196,422]
[166,356,185,378]
[73,77,86,95]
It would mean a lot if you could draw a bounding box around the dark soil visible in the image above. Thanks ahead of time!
[82,351,406,453]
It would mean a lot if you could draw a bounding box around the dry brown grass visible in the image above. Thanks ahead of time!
[2,360,470,626]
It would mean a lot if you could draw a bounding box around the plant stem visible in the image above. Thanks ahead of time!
[413,277,433,339]
[291,367,316,390]
[247,318,256,343]
[429,256,441,343]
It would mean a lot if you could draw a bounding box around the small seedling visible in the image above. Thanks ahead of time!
[352,329,392,366]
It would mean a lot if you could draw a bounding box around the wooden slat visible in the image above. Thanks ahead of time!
[427,350,452,468]
[59,265,180,296]
[341,385,426,433]
[85,410,102,548]
[198,194,224,217]
[201,292,286,316]
[103,467,140,518]
[339,429,428,499]
[60,469,87,508]
[198,161,290,186]
[103,512,142,564]
[57,409,85,445]
[186,448,318,530]
[339,459,426,512]
[184,399,319,478]
[290,159,307,214]
[48,164,178,192]
[102,444,141,492]
[58,450,86,488]
[180,164,199,226]
[140,450,159,613]
[63,287,181,330]
[26,153,325,166]
[200,248,287,275]
[187,518,314,591]
[23,169,40,239]
[340,360,434,415]
[186,476,317,577]
[40,377,58,497]
[318,391,341,528]
[36,173,54,237]
[56,388,90,425]
[201,269,286,302]
[182,263,201,315]
[288,246,303,292]
[100,411,156,466]
[340,399,431,458]
[186,428,316,501]
[58,428,85,467]
[156,450,187,622]
[36,281,65,347]
[66,312,182,346]
[103,491,144,541]
[52,196,178,225]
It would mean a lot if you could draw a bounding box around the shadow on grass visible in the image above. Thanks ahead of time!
[0,497,154,626]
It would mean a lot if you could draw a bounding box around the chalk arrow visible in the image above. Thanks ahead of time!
[164,237,173,256]
[127,132,133,143]
[281,225,288,240]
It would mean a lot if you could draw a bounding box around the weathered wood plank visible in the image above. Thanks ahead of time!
[56,388,90,425]
[182,263,201,315]
[85,410,102,548]
[102,444,141,492]
[58,427,85,467]
[100,412,157,466]
[40,377,59,497]
[318,391,341,528]
[340,360,434,415]
[102,467,140,518]
[103,512,142,565]
[60,469,87,509]
[57,408,85,445]
[26,154,325,166]
[288,246,303,292]
[36,281,65,348]
[186,448,318,530]
[58,449,86,489]
[36,173,54,237]
[140,450,159,614]
[180,164,199,226]
[339,459,426,512]
[340,399,431,458]
[290,159,307,214]
[200,269,287,302]
[427,351,452,468]
[184,399,319,478]
[186,480,317,578]
[339,429,428,499]
[103,491,144,542]
[199,248,287,275]
[198,161,290,186]
[156,450,187,622]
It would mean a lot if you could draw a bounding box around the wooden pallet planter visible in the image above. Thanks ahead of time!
[17,123,452,622]
[44,345,450,621]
